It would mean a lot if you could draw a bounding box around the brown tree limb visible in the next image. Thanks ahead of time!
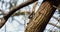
[25,0,56,32]
[53,16,60,22]
[12,11,31,16]
[0,0,38,28]
[25,0,60,32]
[49,22,60,29]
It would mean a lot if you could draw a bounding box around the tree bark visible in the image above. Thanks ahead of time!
[25,1,56,32]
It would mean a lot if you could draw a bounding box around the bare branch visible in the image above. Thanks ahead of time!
[12,11,31,16]
[53,16,60,22]
[0,0,38,28]
[49,22,60,29]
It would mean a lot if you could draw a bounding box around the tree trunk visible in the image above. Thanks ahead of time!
[25,1,56,32]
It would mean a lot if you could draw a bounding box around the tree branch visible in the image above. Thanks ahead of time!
[53,16,60,22]
[12,11,31,16]
[0,0,38,28]
[49,22,60,29]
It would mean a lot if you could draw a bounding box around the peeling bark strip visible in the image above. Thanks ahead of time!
[25,1,56,32]
[0,0,38,28]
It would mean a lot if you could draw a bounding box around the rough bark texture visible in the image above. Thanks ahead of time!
[25,1,56,32]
